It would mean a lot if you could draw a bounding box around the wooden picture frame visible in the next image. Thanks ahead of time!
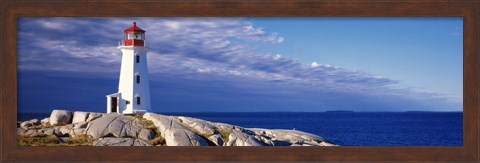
[1,0,478,162]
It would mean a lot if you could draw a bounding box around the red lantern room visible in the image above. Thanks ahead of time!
[123,22,145,46]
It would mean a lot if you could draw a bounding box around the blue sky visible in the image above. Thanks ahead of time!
[17,17,463,113]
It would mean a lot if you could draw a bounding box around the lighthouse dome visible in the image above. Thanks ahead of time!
[124,22,145,33]
[122,22,146,46]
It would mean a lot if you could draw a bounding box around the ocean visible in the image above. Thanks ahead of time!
[18,111,463,146]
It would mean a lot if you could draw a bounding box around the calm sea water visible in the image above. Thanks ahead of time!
[18,112,463,146]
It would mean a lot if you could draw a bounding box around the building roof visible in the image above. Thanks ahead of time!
[124,22,145,33]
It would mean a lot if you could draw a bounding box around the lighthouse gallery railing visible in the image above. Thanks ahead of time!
[118,40,148,47]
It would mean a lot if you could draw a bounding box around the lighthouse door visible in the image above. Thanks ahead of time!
[111,97,117,113]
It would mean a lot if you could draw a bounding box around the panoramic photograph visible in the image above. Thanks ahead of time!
[17,17,463,146]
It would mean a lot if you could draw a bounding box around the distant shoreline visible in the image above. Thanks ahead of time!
[325,110,355,113]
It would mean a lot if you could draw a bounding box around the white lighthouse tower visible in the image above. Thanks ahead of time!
[106,22,151,114]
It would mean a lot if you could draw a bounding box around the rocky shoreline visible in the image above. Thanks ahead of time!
[17,110,337,146]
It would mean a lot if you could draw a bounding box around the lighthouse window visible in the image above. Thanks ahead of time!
[136,55,140,63]
[137,97,141,105]
[136,75,140,83]
[127,33,144,40]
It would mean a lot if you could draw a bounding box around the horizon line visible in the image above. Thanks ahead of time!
[18,110,464,114]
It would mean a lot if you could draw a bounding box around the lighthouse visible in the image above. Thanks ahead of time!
[106,22,151,114]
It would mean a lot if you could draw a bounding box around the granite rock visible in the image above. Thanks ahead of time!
[85,114,144,139]
[208,134,224,146]
[49,110,73,126]
[72,111,90,124]
[93,138,152,146]
[225,130,264,146]
[143,113,209,146]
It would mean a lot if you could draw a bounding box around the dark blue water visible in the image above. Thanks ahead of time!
[18,112,463,146]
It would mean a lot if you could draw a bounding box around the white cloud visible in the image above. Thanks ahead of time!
[273,54,282,60]
[39,21,66,30]
[197,68,211,73]
[311,62,320,68]
[164,21,181,29]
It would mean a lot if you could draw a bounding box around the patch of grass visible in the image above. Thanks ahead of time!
[65,134,92,146]
[201,131,214,139]
[23,122,53,130]
[140,118,156,131]
[148,133,165,146]
[188,127,214,139]
[147,127,165,145]
[136,116,158,131]
[34,122,53,129]
[43,122,52,128]
[217,129,231,143]
[18,133,93,146]
[18,134,60,146]
[136,116,166,146]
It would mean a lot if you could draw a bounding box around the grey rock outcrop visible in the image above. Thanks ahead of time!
[24,129,36,136]
[93,138,152,146]
[72,111,89,123]
[208,134,224,146]
[58,126,71,137]
[143,112,336,146]
[143,113,209,146]
[214,122,243,132]
[84,114,119,139]
[44,128,55,136]
[73,121,88,129]
[20,119,40,129]
[86,113,103,122]
[138,129,155,140]
[225,130,264,146]
[49,110,73,126]
[85,114,144,139]
[248,128,336,146]
[166,128,209,146]
[178,116,217,136]
[40,118,50,125]
[18,111,336,147]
